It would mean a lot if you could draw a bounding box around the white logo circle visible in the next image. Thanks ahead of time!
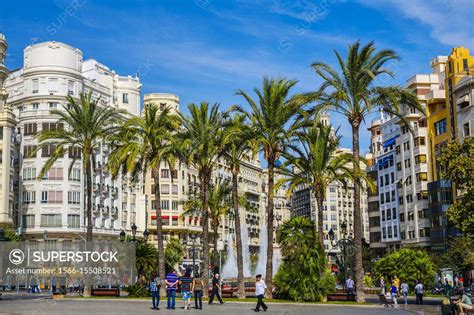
[9,249,25,265]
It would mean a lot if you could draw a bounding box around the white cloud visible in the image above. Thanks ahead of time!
[359,0,474,49]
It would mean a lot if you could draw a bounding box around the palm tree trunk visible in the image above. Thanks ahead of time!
[265,162,274,298]
[200,172,211,298]
[351,123,365,303]
[232,169,245,299]
[83,152,93,297]
[213,221,218,267]
[152,169,166,297]
[314,188,325,247]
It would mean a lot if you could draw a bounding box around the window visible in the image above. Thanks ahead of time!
[68,215,80,228]
[403,141,410,151]
[434,119,447,136]
[32,103,39,110]
[48,78,59,92]
[396,146,400,154]
[392,208,397,220]
[68,146,81,158]
[406,194,413,203]
[67,191,81,204]
[397,162,401,171]
[122,93,129,103]
[387,208,391,220]
[172,185,178,195]
[385,174,389,186]
[463,122,470,137]
[41,214,62,227]
[41,191,63,204]
[385,192,390,203]
[400,213,405,222]
[68,80,75,95]
[22,191,36,204]
[68,168,81,181]
[171,170,178,179]
[379,176,384,187]
[408,212,414,221]
[415,154,427,165]
[32,79,39,94]
[391,190,396,202]
[382,227,386,238]
[414,137,426,147]
[331,214,337,220]
[416,172,428,182]
[391,172,395,183]
[381,210,385,221]
[172,201,179,210]
[161,169,169,178]
[399,196,404,205]
[24,123,37,136]
[161,184,170,194]
[404,159,411,168]
[418,209,428,219]
[161,200,169,210]
[400,230,406,239]
[42,144,57,157]
[388,226,392,238]
[48,102,58,109]
[44,167,63,180]
[401,125,408,134]
[463,59,468,70]
[23,167,36,180]
[329,187,336,193]
[406,175,412,185]
[23,145,37,158]
[23,215,35,228]
[380,193,385,204]
[42,122,64,132]
[172,217,178,226]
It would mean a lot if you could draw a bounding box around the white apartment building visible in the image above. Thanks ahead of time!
[454,75,473,144]
[377,112,401,251]
[4,40,144,241]
[0,33,17,232]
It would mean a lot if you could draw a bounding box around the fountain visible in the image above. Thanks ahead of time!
[221,233,237,278]
[255,224,267,276]
[241,221,252,277]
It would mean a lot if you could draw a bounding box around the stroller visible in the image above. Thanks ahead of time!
[379,293,395,308]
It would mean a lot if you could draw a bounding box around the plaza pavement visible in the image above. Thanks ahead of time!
[0,298,440,315]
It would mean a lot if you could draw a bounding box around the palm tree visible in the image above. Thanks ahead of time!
[136,241,159,280]
[310,41,423,302]
[222,113,257,298]
[182,181,232,265]
[108,104,180,282]
[234,77,309,295]
[34,92,124,242]
[278,121,369,246]
[178,102,225,296]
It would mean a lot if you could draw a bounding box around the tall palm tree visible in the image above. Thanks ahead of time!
[234,77,309,295]
[182,181,232,264]
[222,113,257,298]
[310,41,423,302]
[34,92,124,242]
[178,102,225,296]
[278,121,370,247]
[108,104,180,282]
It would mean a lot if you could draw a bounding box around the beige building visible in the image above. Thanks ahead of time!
[0,33,17,234]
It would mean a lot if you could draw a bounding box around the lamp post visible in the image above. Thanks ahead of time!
[190,234,196,277]
[43,230,48,241]
[143,229,150,244]
[119,229,126,242]
[131,223,137,242]
[328,221,354,292]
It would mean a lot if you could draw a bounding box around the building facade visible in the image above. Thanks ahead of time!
[4,40,144,242]
[0,33,17,236]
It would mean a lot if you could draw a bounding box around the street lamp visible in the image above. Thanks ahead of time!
[327,222,354,294]
[131,223,137,241]
[119,229,126,242]
[43,230,48,241]
[328,228,335,243]
[340,221,347,237]
[143,229,150,243]
[190,234,197,277]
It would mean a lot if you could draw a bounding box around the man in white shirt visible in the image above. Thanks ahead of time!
[254,274,270,312]
[346,276,355,295]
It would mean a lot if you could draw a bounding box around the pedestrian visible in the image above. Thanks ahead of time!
[208,273,224,305]
[380,276,386,294]
[460,276,464,289]
[455,292,472,315]
[400,281,409,305]
[149,273,161,310]
[414,280,424,305]
[346,276,355,295]
[445,278,454,298]
[390,284,398,307]
[165,269,179,310]
[392,275,400,291]
[180,269,193,310]
[254,274,270,312]
[192,272,204,310]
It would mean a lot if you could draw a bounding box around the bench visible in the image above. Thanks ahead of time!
[91,288,120,297]
[327,293,356,301]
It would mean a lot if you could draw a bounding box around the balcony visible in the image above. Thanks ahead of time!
[111,206,119,216]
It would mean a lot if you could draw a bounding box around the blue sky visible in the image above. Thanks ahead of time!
[1,0,473,152]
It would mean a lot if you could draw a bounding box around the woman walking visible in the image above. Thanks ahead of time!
[192,272,204,310]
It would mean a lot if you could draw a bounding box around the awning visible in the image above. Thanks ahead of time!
[383,137,397,148]
[151,215,170,219]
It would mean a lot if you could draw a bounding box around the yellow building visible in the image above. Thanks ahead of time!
[427,47,474,253]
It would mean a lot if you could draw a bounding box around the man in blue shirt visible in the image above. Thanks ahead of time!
[149,274,161,310]
[165,269,179,310]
